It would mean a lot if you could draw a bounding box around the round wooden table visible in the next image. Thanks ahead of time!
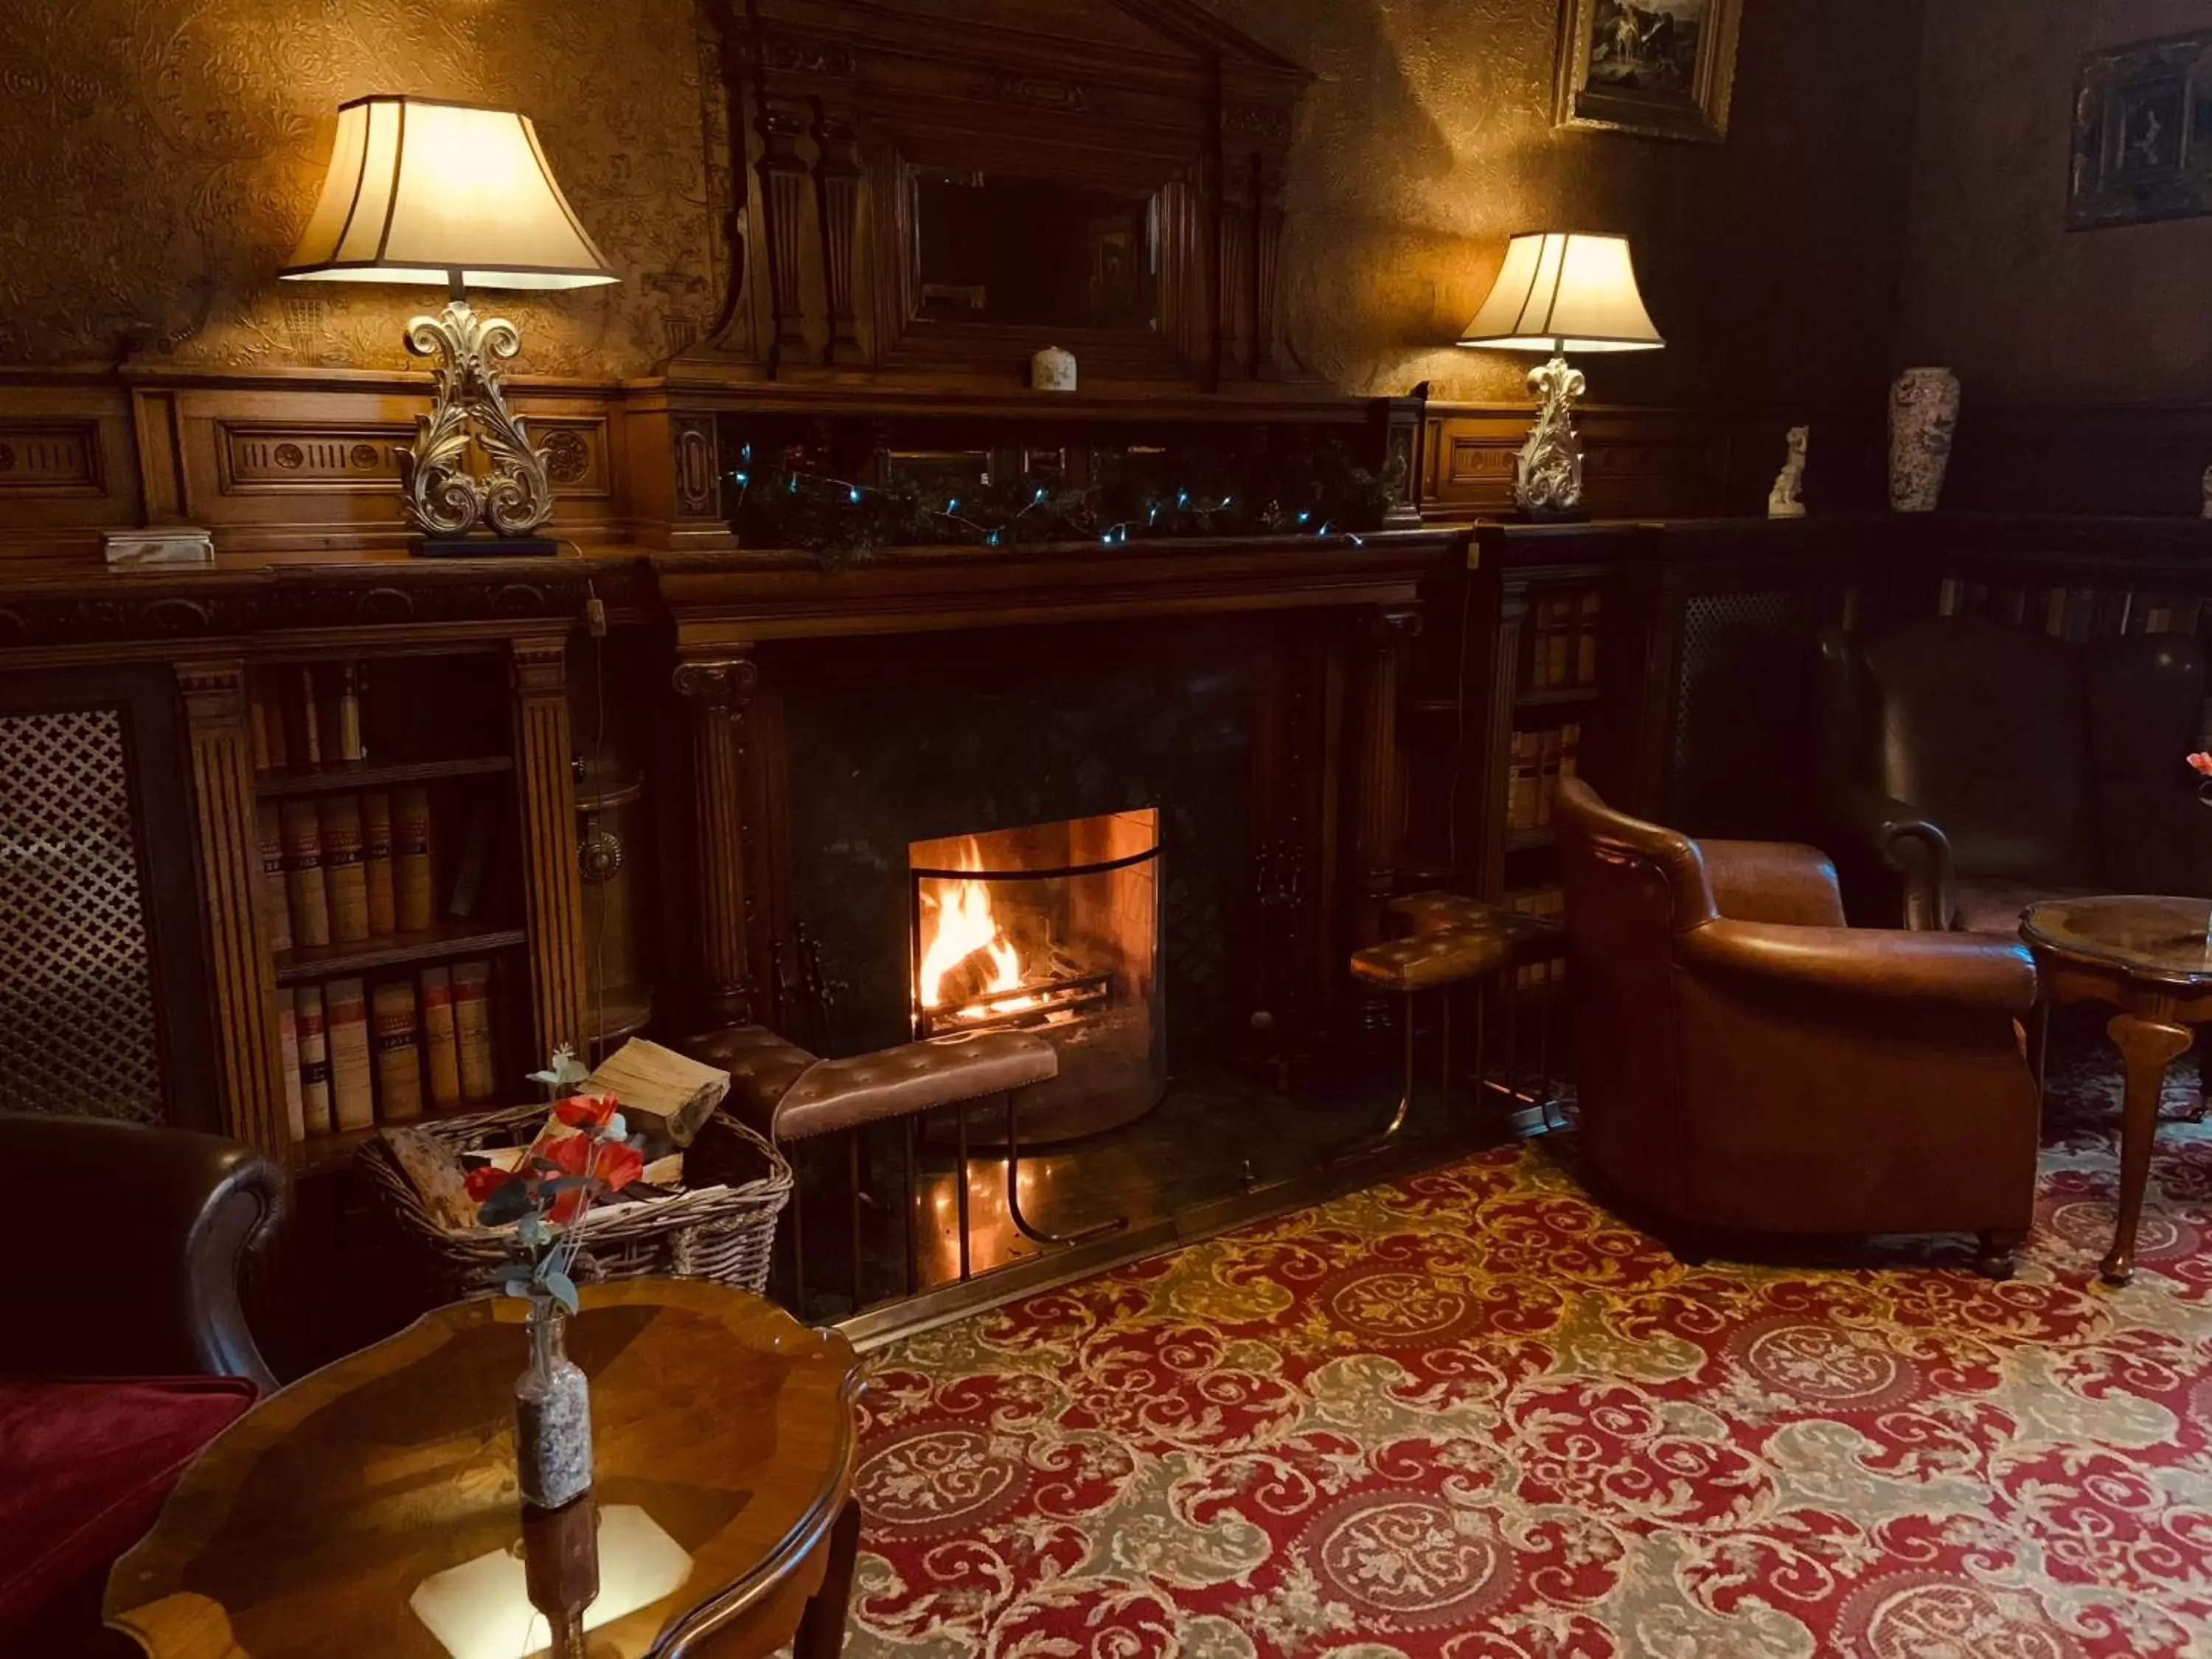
[105,1279,863,1659]
[2021,895,2212,1286]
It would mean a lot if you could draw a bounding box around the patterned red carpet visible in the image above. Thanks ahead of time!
[845,1060,2212,1657]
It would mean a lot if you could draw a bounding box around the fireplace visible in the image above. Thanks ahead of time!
[909,808,1164,1142]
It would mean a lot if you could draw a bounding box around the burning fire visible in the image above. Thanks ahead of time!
[917,841,1036,1015]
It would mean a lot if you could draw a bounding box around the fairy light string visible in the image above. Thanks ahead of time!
[727,442,1397,568]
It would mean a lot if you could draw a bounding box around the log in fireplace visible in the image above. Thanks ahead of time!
[908,808,1164,1143]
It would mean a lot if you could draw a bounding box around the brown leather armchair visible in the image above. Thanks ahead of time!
[1557,779,2041,1273]
[1813,616,2208,931]
[0,1113,287,1388]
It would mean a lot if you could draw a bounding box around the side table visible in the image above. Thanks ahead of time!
[106,1279,863,1658]
[2021,896,2212,1285]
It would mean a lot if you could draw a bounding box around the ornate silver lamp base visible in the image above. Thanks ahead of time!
[1513,354,1587,520]
[400,297,559,556]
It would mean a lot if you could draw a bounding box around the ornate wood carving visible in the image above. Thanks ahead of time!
[812,102,865,366]
[755,97,815,365]
[740,0,1306,386]
[673,652,762,1026]
[175,658,286,1155]
[213,420,608,498]
[510,636,589,1062]
[0,421,102,494]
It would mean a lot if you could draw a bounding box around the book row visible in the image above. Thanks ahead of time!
[257,790,502,952]
[1528,591,1601,692]
[275,960,506,1141]
[1934,577,2211,641]
[1503,886,1565,992]
[1505,723,1582,833]
[250,662,367,772]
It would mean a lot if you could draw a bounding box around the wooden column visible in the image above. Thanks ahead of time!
[674,651,761,1028]
[1349,607,1422,949]
[175,658,285,1155]
[511,636,588,1062]
[1475,588,1528,900]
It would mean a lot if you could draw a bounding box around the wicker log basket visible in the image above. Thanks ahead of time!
[360,1101,792,1300]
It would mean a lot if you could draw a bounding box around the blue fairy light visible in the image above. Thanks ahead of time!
[849,487,862,504]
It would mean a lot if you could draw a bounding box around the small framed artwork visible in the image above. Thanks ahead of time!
[2067,29,2212,231]
[1554,0,1742,144]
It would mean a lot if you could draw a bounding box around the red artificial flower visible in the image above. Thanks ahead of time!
[2188,752,2212,778]
[539,1130,644,1222]
[553,1093,621,1130]
[465,1163,518,1202]
[591,1139,645,1194]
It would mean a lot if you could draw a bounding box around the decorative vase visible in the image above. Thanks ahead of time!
[1888,367,1960,513]
[515,1297,592,1509]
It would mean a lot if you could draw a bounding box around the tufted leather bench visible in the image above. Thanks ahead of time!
[686,1023,1107,1308]
[1340,894,1568,1159]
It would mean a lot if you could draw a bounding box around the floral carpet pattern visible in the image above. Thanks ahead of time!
[844,1059,2212,1657]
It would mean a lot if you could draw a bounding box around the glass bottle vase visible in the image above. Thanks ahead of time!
[515,1295,592,1509]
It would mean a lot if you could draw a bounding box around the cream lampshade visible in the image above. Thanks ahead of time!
[282,96,619,553]
[1458,232,1663,517]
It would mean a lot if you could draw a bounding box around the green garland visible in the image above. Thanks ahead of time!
[731,442,1400,571]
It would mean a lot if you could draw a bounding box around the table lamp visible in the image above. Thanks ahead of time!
[281,96,619,556]
[1457,232,1663,518]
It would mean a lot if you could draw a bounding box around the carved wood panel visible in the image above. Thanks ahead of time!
[740,0,1306,386]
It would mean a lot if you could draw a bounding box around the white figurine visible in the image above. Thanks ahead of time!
[1768,425,1809,519]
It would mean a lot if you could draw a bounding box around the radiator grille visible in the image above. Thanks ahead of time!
[0,708,166,1121]
[1669,589,1809,841]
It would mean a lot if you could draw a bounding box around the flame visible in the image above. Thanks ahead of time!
[917,839,1031,1013]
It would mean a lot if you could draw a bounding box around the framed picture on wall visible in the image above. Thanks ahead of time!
[1554,0,1742,144]
[2067,29,2212,231]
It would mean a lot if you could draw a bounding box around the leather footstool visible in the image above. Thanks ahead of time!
[1342,893,1568,1158]
[688,1025,1116,1309]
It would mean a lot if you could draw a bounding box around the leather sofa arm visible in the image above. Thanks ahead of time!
[0,1114,287,1388]
[1677,919,2037,1015]
[1818,783,1956,930]
[1699,841,1846,927]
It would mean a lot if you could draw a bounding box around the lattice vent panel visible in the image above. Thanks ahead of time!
[1668,590,1810,841]
[0,709,165,1121]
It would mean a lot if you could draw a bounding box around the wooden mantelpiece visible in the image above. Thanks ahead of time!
[655,529,1452,642]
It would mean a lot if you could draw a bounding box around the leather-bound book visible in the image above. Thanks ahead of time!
[319,795,372,944]
[446,797,495,919]
[417,965,465,1110]
[327,662,365,764]
[295,984,333,1137]
[360,791,397,936]
[325,976,375,1131]
[278,800,330,949]
[372,981,424,1124]
[276,988,305,1143]
[249,676,274,772]
[257,801,292,953]
[451,959,498,1103]
[393,786,435,932]
[293,667,323,769]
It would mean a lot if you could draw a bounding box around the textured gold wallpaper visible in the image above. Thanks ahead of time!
[0,0,1920,399]
[0,0,726,378]
[1902,0,2212,404]
[1203,0,1926,403]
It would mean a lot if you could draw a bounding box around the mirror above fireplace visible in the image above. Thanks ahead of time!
[911,170,1161,333]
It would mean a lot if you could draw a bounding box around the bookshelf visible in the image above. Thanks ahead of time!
[208,627,587,1177]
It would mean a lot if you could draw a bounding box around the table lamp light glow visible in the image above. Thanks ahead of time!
[281,97,617,553]
[1457,232,1663,518]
